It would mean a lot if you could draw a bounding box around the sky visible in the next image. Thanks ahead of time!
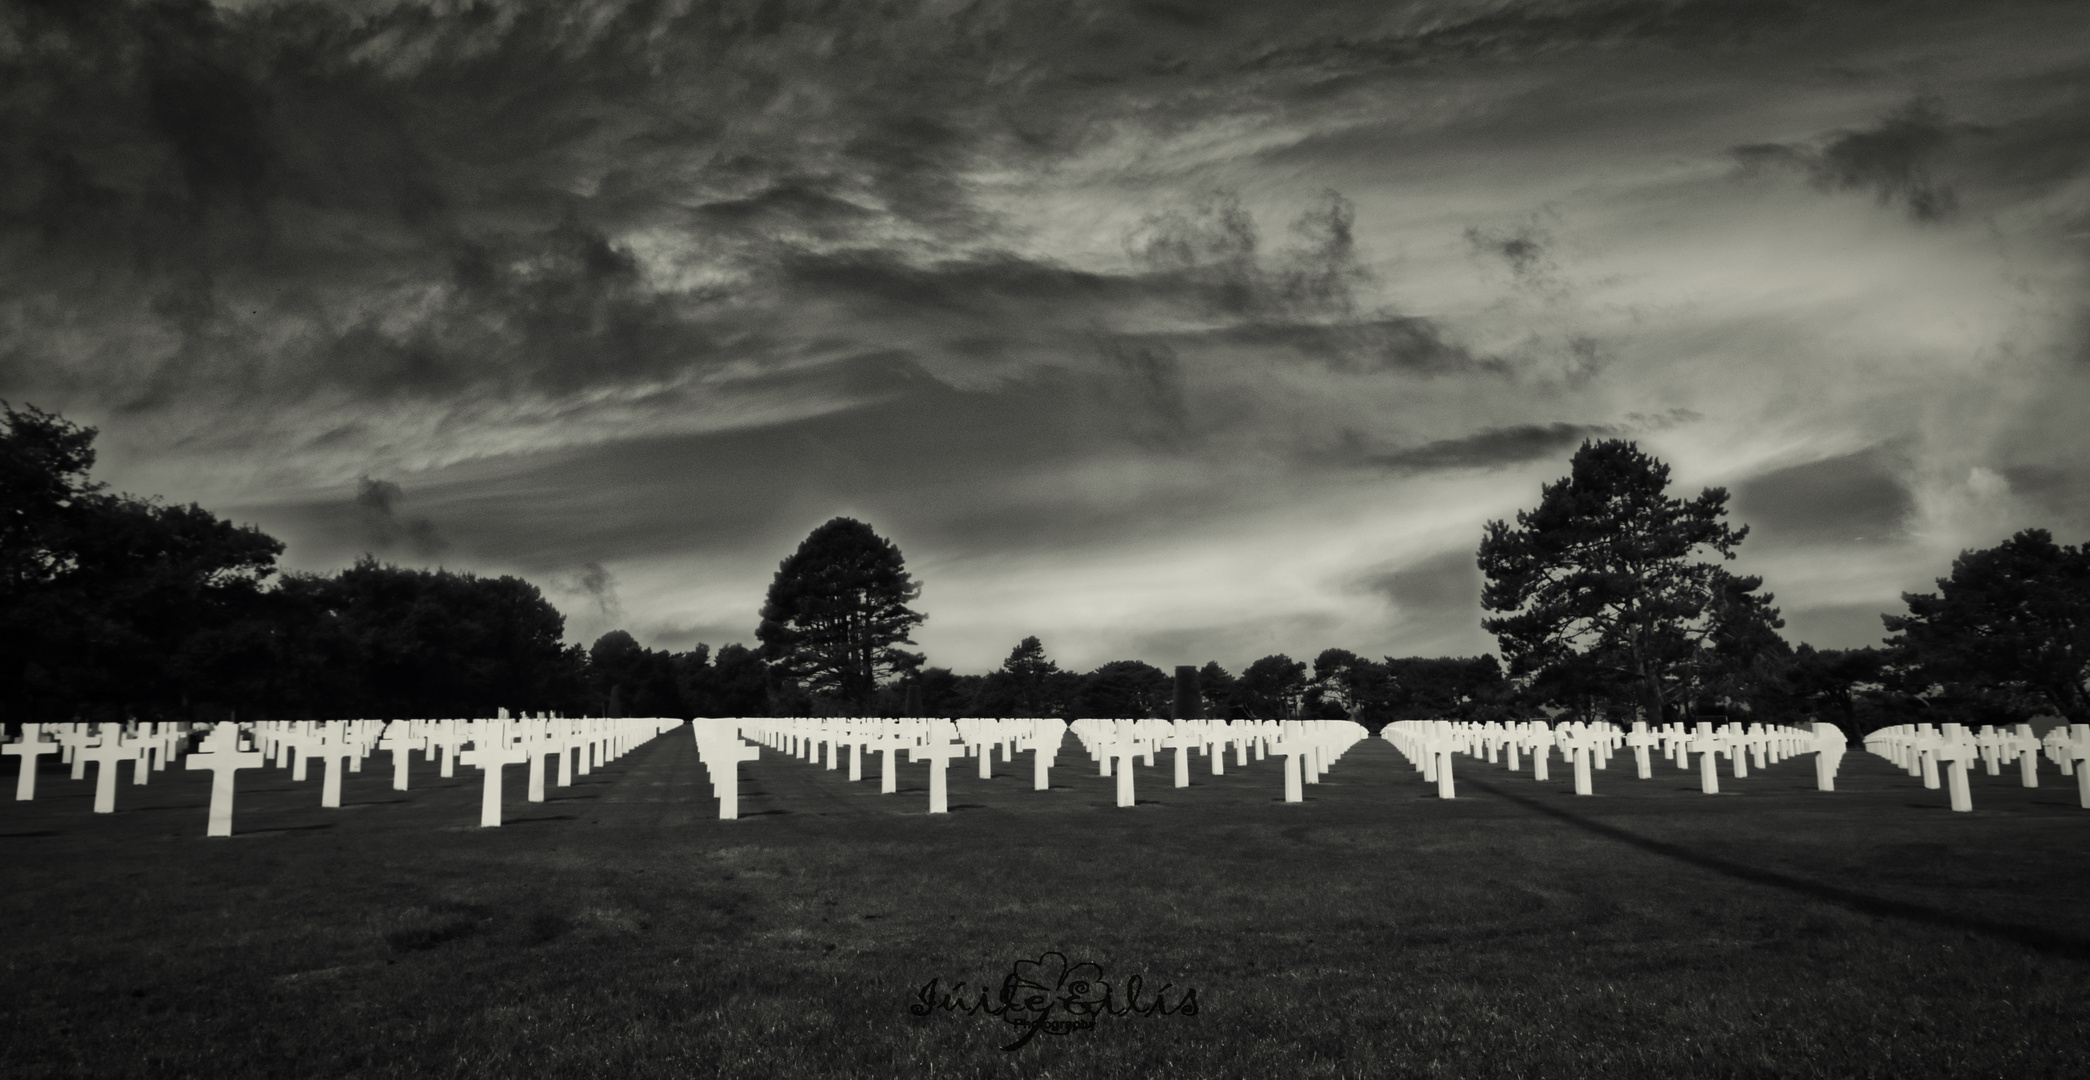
[4,0,2088,674]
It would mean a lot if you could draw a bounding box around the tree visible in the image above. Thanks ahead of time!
[1884,529,2090,722]
[2,402,289,724]
[756,518,927,713]
[973,636,1078,718]
[679,643,773,718]
[1780,644,1886,739]
[1197,661,1240,718]
[1237,654,1308,718]
[587,630,684,718]
[1309,648,1402,724]
[1383,655,1507,724]
[1075,661,1171,718]
[1478,439,1775,724]
[302,557,578,718]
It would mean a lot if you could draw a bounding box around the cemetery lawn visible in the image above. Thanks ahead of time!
[4,734,2089,1080]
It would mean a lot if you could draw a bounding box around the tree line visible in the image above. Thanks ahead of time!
[4,403,2083,735]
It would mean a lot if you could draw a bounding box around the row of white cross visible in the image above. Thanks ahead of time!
[1384,716,2090,810]
[1067,718,1369,807]
[1384,718,1848,797]
[17,714,2089,828]
[687,717,1068,817]
[680,716,1371,818]
[1862,721,2090,811]
[2,715,679,835]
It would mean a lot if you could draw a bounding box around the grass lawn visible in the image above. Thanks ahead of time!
[3,728,2088,1079]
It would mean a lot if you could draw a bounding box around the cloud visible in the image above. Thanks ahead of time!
[1465,219,1562,295]
[354,476,446,556]
[1362,422,1620,472]
[575,561,621,620]
[1731,448,1915,545]
[1732,96,1961,221]
[1360,547,1483,620]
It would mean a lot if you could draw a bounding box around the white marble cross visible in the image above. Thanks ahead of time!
[4,724,56,801]
[2061,725,2090,809]
[1935,722,1978,812]
[1689,722,1722,794]
[694,724,763,819]
[74,731,134,813]
[314,722,361,808]
[1105,721,1144,808]
[1624,721,1656,780]
[377,721,420,792]
[1559,723,1595,796]
[909,727,966,814]
[875,727,905,794]
[1527,723,1555,783]
[459,727,531,827]
[185,724,265,836]
[1028,720,1059,791]
[1167,722,1198,788]
[1431,720,1457,799]
[55,724,94,780]
[2010,722,2040,788]
[1273,725,1312,803]
[1912,724,1944,789]
[1811,721,1845,791]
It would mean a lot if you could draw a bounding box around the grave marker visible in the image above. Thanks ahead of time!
[4,724,56,800]
[76,732,134,813]
[910,729,966,814]
[459,728,531,827]
[185,724,265,837]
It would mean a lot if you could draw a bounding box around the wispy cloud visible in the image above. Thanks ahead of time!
[5,0,2088,671]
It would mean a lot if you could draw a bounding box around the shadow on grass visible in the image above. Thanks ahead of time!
[508,815,578,824]
[233,823,337,836]
[1472,778,2090,963]
[1,830,61,838]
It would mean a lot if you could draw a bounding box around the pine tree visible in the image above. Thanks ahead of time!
[1477,439,1779,722]
[756,518,926,713]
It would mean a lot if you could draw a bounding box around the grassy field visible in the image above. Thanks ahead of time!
[4,727,2088,1079]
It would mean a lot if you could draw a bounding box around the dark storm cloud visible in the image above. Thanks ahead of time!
[1731,449,1914,544]
[1,0,1714,440]
[0,0,1040,412]
[1999,466,2090,534]
[1732,97,1962,222]
[1246,0,1822,71]
[768,189,1503,390]
[1361,548,1483,618]
[354,476,446,555]
[574,561,621,619]
[1363,422,1620,473]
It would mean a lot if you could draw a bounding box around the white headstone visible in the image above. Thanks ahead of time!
[185,724,264,837]
[459,729,531,827]
[4,724,57,801]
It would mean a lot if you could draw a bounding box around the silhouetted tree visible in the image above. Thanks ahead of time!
[2,402,285,724]
[1478,439,1773,723]
[587,630,684,718]
[973,636,1079,717]
[1197,661,1241,718]
[1237,654,1308,718]
[756,518,926,713]
[304,557,578,718]
[1076,660,1171,718]
[679,642,773,717]
[1885,529,2090,723]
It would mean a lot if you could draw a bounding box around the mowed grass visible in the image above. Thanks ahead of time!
[3,729,2088,1079]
